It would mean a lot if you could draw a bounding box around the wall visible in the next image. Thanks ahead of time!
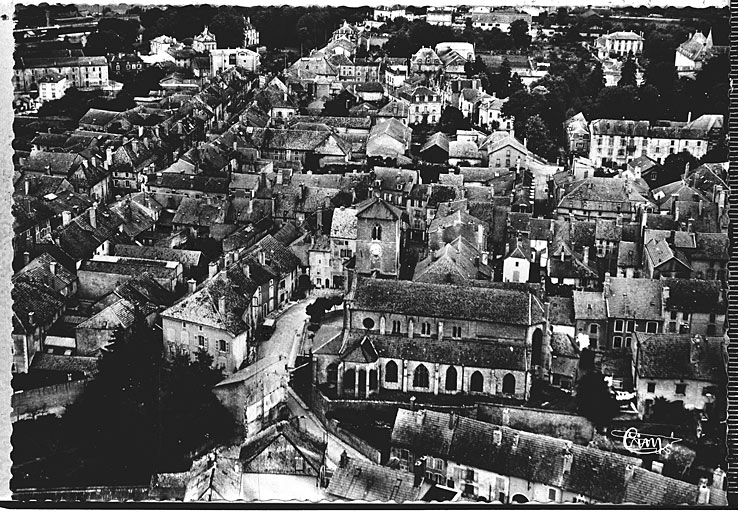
[634,377,713,416]
[77,269,132,300]
[12,379,89,420]
[476,403,594,446]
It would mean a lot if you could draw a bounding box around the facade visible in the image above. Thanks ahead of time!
[14,56,109,92]
[193,26,218,53]
[400,86,443,125]
[595,31,644,59]
[314,278,548,401]
[329,206,358,290]
[37,73,70,103]
[210,48,260,75]
[355,197,403,278]
[675,30,716,73]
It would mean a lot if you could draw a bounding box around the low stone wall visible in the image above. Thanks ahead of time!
[11,380,89,421]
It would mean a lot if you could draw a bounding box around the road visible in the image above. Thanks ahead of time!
[254,298,370,467]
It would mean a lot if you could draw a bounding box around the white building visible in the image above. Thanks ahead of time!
[37,73,70,104]
[210,48,260,75]
[595,31,644,60]
[192,25,217,53]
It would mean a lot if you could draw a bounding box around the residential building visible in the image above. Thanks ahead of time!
[660,278,725,336]
[192,25,218,53]
[563,112,590,156]
[675,29,718,73]
[470,10,533,32]
[37,73,70,103]
[426,7,454,26]
[556,177,655,221]
[595,31,644,59]
[329,206,358,290]
[327,457,426,502]
[14,55,109,92]
[399,86,443,125]
[410,47,443,74]
[632,333,725,418]
[366,118,412,160]
[603,275,664,351]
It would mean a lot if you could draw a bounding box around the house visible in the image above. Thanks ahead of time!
[419,132,449,163]
[366,118,412,161]
[12,273,66,373]
[389,407,643,504]
[15,252,78,298]
[548,296,575,337]
[603,275,664,351]
[250,127,352,165]
[632,333,725,418]
[556,177,654,221]
[660,278,725,337]
[354,81,384,102]
[502,238,531,283]
[616,240,641,278]
[426,7,454,26]
[642,230,692,279]
[627,155,662,186]
[14,55,109,92]
[448,140,482,167]
[308,234,333,289]
[595,31,644,59]
[563,113,590,156]
[172,197,229,238]
[355,196,403,278]
[212,355,286,437]
[314,278,547,401]
[428,207,488,253]
[77,255,183,300]
[383,59,409,89]
[113,244,205,280]
[572,290,608,350]
[37,73,70,103]
[192,25,217,53]
[239,421,328,501]
[470,10,532,32]
[549,333,580,390]
[210,48,260,75]
[329,206,358,290]
[370,166,419,208]
[482,134,529,169]
[161,255,278,373]
[327,457,426,502]
[478,95,512,133]
[413,236,491,284]
[675,29,718,73]
[399,86,443,125]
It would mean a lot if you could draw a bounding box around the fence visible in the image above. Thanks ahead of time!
[11,379,89,421]
[13,486,150,502]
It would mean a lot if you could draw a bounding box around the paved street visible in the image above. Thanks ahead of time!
[256,299,309,365]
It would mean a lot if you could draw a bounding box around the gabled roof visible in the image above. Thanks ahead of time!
[355,196,402,221]
[573,290,607,320]
[113,244,204,268]
[661,278,724,314]
[635,333,724,382]
[12,274,66,333]
[351,278,544,326]
[604,277,663,320]
[327,457,423,502]
[420,132,449,154]
[413,236,486,282]
[330,206,358,239]
[15,252,76,293]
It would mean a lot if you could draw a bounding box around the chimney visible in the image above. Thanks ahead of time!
[28,311,35,326]
[413,459,425,487]
[492,429,502,446]
[616,213,623,226]
[339,451,348,468]
[671,194,679,218]
[299,183,306,200]
[604,272,611,285]
[690,335,704,365]
[448,411,456,429]
[625,464,635,483]
[476,224,484,251]
[218,295,227,315]
[245,264,251,279]
[560,251,565,262]
[89,203,98,229]
[698,200,704,216]
[481,251,489,266]
[583,246,589,265]
[687,217,694,233]
[49,261,57,275]
[23,251,30,267]
[208,261,218,279]
[277,169,284,185]
[187,279,197,294]
[687,111,692,124]
[712,466,726,490]
[62,210,72,227]
[106,146,114,167]
[24,179,30,195]
[562,441,573,474]
[697,478,711,505]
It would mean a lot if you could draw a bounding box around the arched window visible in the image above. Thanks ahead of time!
[344,368,356,394]
[470,371,484,393]
[369,369,378,390]
[413,364,429,388]
[372,224,382,240]
[385,361,398,383]
[326,363,338,388]
[445,366,457,391]
[502,373,516,394]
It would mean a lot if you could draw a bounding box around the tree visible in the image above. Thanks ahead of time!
[663,151,699,184]
[210,8,246,49]
[509,19,531,48]
[618,57,637,88]
[525,114,555,160]
[437,106,470,134]
[384,33,411,57]
[575,371,619,427]
[584,62,605,98]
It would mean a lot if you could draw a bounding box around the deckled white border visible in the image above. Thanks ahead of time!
[0,0,730,503]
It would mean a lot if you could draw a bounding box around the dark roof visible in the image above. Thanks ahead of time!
[548,296,574,326]
[692,232,729,262]
[635,333,724,381]
[113,245,204,268]
[29,353,99,376]
[661,278,724,314]
[246,235,301,275]
[146,173,230,194]
[79,256,180,281]
[617,241,641,268]
[12,274,66,333]
[351,278,544,326]
[392,408,642,503]
[604,277,663,320]
[327,457,422,502]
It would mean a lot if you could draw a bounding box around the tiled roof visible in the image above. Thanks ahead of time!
[692,232,729,262]
[351,278,544,326]
[550,332,579,358]
[273,221,304,246]
[590,119,650,137]
[291,115,372,130]
[448,140,480,160]
[661,278,724,314]
[327,457,422,502]
[77,298,137,330]
[16,252,76,293]
[22,151,82,176]
[420,132,449,154]
[79,108,123,128]
[558,177,645,213]
[172,197,228,227]
[604,277,663,320]
[80,255,179,281]
[413,236,487,282]
[246,234,301,275]
[616,241,641,268]
[369,118,412,147]
[635,333,724,381]
[595,219,622,241]
[12,274,66,333]
[549,296,574,326]
[146,173,230,194]
[573,290,607,320]
[652,181,708,210]
[392,409,642,503]
[29,353,99,375]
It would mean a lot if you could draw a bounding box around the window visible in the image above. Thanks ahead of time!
[548,488,558,502]
[613,336,623,348]
[219,340,228,353]
[392,320,401,334]
[469,371,484,392]
[371,224,382,240]
[675,383,687,395]
[646,321,658,333]
[385,361,398,382]
[502,373,516,394]
[452,326,462,339]
[670,311,678,320]
[589,324,598,335]
[625,336,632,348]
[626,320,635,333]
[197,335,207,350]
[445,366,457,391]
[614,320,624,332]
[647,382,656,393]
[363,317,375,329]
[413,365,429,388]
[421,322,431,336]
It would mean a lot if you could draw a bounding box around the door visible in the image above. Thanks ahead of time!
[357,369,367,398]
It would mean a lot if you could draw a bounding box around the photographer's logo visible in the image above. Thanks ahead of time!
[611,427,682,456]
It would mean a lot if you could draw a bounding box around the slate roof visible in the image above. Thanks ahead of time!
[448,140,480,160]
[692,232,729,262]
[635,333,724,381]
[351,278,545,326]
[558,177,649,213]
[11,274,66,333]
[595,219,622,242]
[413,236,487,282]
[617,241,641,268]
[327,457,423,502]
[604,277,663,320]
[549,296,574,327]
[392,408,642,504]
[15,252,76,293]
[330,206,358,239]
[661,278,724,314]
[590,119,650,137]
[420,132,449,154]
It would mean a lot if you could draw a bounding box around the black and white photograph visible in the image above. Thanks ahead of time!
[5,1,733,504]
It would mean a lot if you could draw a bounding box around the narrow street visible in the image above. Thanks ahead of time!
[254,297,370,467]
